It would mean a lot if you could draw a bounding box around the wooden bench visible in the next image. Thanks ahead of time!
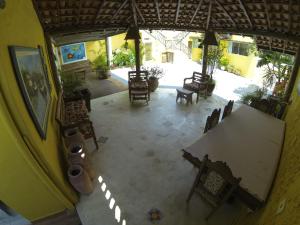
[61,60,92,80]
[56,92,98,149]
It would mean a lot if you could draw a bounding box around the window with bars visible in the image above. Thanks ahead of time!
[228,41,250,56]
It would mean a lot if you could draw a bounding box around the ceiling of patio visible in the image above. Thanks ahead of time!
[34,0,300,54]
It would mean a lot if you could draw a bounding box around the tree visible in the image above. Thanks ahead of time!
[257,50,294,96]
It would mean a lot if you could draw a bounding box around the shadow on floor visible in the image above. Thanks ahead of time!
[83,71,127,99]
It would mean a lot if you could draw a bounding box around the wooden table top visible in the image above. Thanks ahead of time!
[185,105,285,202]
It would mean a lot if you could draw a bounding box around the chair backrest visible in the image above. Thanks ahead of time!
[192,72,210,84]
[198,155,241,203]
[222,100,234,120]
[128,70,149,82]
[204,108,221,133]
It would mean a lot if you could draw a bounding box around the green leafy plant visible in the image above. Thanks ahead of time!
[241,88,266,105]
[60,71,84,96]
[257,50,294,96]
[112,47,135,67]
[141,65,165,79]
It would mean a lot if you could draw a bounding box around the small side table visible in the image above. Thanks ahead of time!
[176,88,193,105]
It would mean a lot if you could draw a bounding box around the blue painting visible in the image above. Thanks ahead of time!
[61,43,86,64]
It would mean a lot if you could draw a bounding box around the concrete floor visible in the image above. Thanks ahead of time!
[76,88,245,225]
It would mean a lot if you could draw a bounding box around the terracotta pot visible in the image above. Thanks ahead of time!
[148,77,159,92]
[68,165,94,194]
[207,82,216,96]
[68,144,95,179]
[64,128,85,148]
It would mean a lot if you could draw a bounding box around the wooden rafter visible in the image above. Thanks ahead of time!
[56,0,61,24]
[175,0,181,24]
[269,37,272,50]
[262,0,271,30]
[288,0,292,32]
[215,0,236,27]
[154,0,161,23]
[111,0,129,21]
[94,0,106,24]
[190,0,204,24]
[131,0,138,26]
[77,0,81,24]
[237,0,253,29]
[134,1,145,24]
[206,1,213,30]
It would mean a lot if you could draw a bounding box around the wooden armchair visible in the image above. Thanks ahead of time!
[187,155,241,220]
[204,108,221,133]
[222,100,234,120]
[183,72,210,102]
[56,92,98,149]
[128,71,150,103]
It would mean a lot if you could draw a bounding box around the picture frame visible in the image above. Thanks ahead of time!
[60,42,87,64]
[9,46,51,139]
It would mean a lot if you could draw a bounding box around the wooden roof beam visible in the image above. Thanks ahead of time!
[154,0,161,23]
[94,0,106,24]
[215,0,236,27]
[262,0,271,30]
[237,0,253,29]
[131,0,138,26]
[288,0,292,32]
[175,0,181,24]
[77,0,81,24]
[111,0,129,21]
[190,0,204,24]
[206,1,213,30]
[134,1,145,24]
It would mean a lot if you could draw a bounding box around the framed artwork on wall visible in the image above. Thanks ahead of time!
[9,46,51,139]
[60,42,87,64]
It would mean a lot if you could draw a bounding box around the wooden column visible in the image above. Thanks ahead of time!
[202,42,209,75]
[284,47,300,102]
[44,32,61,93]
[135,37,141,74]
[105,36,112,66]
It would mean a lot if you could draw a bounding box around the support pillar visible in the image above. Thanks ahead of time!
[135,38,141,74]
[105,36,112,67]
[202,42,209,76]
[284,47,300,102]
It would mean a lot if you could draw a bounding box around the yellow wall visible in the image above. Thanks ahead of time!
[227,53,257,78]
[111,33,134,51]
[0,0,77,220]
[191,48,202,62]
[85,40,106,62]
[240,67,300,225]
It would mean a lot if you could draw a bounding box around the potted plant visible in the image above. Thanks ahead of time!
[142,65,165,92]
[207,78,216,96]
[60,71,92,111]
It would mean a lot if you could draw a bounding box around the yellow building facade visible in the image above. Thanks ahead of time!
[0,0,77,221]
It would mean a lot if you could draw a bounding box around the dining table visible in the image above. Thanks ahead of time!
[183,104,285,210]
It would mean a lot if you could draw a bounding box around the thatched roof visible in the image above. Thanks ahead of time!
[33,0,300,54]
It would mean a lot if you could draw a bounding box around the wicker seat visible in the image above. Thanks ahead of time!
[204,108,221,133]
[183,72,210,103]
[222,100,234,120]
[187,155,241,220]
[128,71,150,103]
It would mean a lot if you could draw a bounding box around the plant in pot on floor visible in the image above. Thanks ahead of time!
[60,71,92,111]
[206,41,226,95]
[92,53,110,79]
[142,65,165,92]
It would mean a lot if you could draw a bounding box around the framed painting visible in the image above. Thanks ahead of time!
[9,46,51,139]
[60,42,87,64]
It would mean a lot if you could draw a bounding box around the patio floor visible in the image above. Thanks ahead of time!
[76,88,247,225]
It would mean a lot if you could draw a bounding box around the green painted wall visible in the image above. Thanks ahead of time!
[0,0,77,220]
[239,67,300,225]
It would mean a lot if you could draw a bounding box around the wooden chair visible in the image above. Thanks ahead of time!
[187,155,241,220]
[183,72,210,103]
[222,100,234,120]
[56,92,99,149]
[128,71,150,103]
[204,108,221,133]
